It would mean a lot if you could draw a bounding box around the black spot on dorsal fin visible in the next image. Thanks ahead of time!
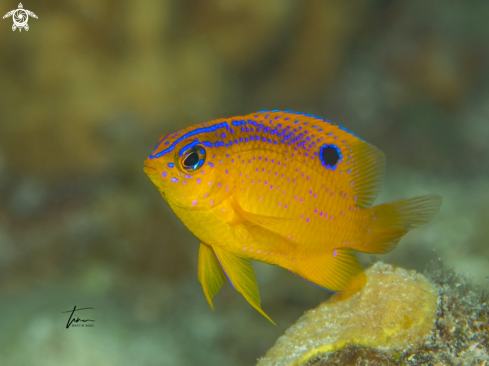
[320,144,341,169]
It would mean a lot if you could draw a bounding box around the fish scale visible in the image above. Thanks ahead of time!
[144,110,442,323]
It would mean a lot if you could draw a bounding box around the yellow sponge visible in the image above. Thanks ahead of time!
[257,262,438,366]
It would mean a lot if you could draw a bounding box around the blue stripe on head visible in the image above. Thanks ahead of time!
[178,139,201,156]
[149,111,362,160]
[152,134,170,154]
[150,122,229,159]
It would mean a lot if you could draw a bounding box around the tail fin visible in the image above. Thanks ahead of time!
[361,195,442,254]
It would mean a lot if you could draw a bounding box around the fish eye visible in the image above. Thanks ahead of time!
[319,144,341,170]
[179,145,206,172]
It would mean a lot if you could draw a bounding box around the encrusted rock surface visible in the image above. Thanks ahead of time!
[257,261,489,366]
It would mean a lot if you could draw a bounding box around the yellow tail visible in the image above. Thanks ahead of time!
[360,195,442,254]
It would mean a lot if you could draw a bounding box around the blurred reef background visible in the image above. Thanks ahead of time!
[0,0,488,365]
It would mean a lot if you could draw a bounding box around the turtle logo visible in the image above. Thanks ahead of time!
[3,3,37,32]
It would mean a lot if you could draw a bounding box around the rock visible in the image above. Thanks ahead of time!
[257,261,489,365]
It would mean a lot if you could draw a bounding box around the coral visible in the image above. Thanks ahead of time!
[257,261,489,366]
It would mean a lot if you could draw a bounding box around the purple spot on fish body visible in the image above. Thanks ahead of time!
[171,177,178,183]
[333,250,337,257]
[162,171,167,178]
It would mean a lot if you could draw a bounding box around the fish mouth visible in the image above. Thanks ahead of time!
[143,158,155,173]
[143,159,162,180]
[143,165,154,176]
[143,160,163,186]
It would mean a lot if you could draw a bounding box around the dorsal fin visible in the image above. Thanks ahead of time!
[339,139,385,208]
[249,111,386,208]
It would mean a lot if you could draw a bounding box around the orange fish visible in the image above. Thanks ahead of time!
[144,110,441,324]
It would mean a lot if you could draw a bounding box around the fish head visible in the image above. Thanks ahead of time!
[144,127,233,211]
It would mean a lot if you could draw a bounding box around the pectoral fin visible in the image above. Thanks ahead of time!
[230,199,294,229]
[198,242,227,310]
[213,246,275,324]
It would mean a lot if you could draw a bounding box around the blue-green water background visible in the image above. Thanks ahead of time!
[0,1,488,365]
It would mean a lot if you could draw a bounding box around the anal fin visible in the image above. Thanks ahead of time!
[213,246,275,324]
[293,248,366,295]
[198,243,227,310]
